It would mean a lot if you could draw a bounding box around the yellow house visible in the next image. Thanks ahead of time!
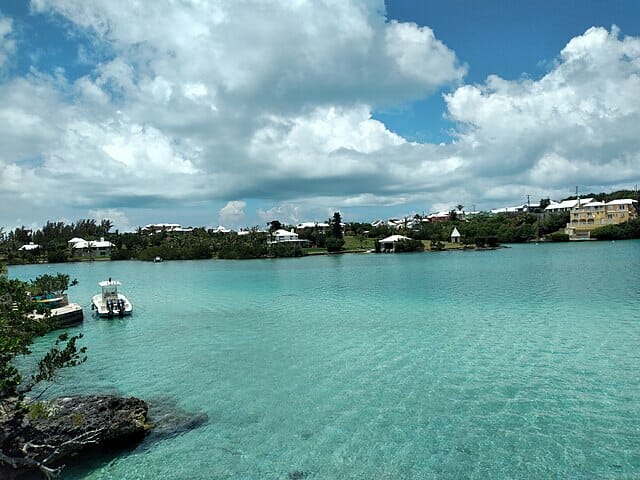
[565,199,638,239]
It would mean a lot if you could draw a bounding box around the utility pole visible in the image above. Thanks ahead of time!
[526,194,531,211]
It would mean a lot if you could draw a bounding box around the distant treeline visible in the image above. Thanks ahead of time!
[1,190,638,264]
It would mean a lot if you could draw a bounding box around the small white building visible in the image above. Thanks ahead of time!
[211,225,232,234]
[71,237,115,258]
[378,235,412,252]
[450,227,461,243]
[270,229,300,243]
[18,242,40,251]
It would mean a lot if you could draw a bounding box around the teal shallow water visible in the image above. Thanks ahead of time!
[9,241,640,479]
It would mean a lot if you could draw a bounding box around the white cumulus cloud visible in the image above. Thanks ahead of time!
[218,201,246,228]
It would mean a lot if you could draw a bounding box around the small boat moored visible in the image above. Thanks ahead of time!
[91,278,133,317]
[30,294,84,327]
[154,256,163,263]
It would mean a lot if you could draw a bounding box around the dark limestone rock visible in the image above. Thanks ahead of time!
[0,395,149,478]
[143,396,209,443]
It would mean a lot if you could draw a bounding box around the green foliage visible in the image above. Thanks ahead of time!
[269,243,304,257]
[591,218,640,240]
[538,213,570,236]
[330,212,343,239]
[393,239,424,252]
[30,273,77,297]
[345,222,372,236]
[548,232,570,242]
[431,240,445,251]
[218,237,267,259]
[561,189,638,203]
[27,401,55,420]
[325,237,345,252]
[268,220,283,233]
[0,276,86,400]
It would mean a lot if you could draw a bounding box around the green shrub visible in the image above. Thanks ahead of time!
[394,239,424,252]
[27,401,55,420]
[548,232,570,242]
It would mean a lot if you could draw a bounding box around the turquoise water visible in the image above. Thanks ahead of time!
[9,241,640,479]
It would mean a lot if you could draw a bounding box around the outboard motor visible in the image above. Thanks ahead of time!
[106,299,114,317]
[117,299,125,316]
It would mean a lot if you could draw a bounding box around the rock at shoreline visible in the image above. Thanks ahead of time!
[1,395,149,478]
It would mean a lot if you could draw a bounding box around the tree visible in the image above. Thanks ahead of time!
[0,269,87,476]
[325,212,345,252]
[29,274,78,298]
[99,219,114,236]
[268,220,282,233]
[539,198,551,210]
[330,212,343,239]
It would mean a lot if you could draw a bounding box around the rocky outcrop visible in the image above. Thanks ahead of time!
[0,395,149,478]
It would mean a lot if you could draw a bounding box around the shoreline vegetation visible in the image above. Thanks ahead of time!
[1,190,638,265]
[3,215,640,266]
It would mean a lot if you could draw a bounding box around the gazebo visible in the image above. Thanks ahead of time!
[378,235,412,252]
[450,227,461,243]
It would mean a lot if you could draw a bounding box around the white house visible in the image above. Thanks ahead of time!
[211,225,232,234]
[378,235,412,252]
[71,237,115,258]
[18,242,40,251]
[270,229,300,243]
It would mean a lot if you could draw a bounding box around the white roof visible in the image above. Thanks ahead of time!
[18,242,40,251]
[451,227,461,237]
[545,198,593,210]
[92,239,114,248]
[582,201,606,207]
[378,235,412,243]
[211,225,231,233]
[67,237,85,244]
[73,239,114,249]
[273,229,297,236]
[491,205,525,214]
[606,199,637,205]
[297,222,330,228]
[427,211,450,218]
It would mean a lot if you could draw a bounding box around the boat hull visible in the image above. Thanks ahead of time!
[91,293,133,318]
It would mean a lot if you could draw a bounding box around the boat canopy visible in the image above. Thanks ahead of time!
[98,280,121,287]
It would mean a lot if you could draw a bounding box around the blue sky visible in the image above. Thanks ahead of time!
[0,1,639,232]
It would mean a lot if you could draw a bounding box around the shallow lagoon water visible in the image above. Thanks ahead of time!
[10,241,640,479]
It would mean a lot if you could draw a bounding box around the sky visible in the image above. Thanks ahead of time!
[0,0,639,232]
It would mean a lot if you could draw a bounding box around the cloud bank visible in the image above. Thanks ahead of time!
[0,1,638,227]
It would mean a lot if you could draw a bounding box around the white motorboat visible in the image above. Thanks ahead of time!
[91,279,133,317]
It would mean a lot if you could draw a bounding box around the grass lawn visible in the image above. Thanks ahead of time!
[343,236,375,250]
